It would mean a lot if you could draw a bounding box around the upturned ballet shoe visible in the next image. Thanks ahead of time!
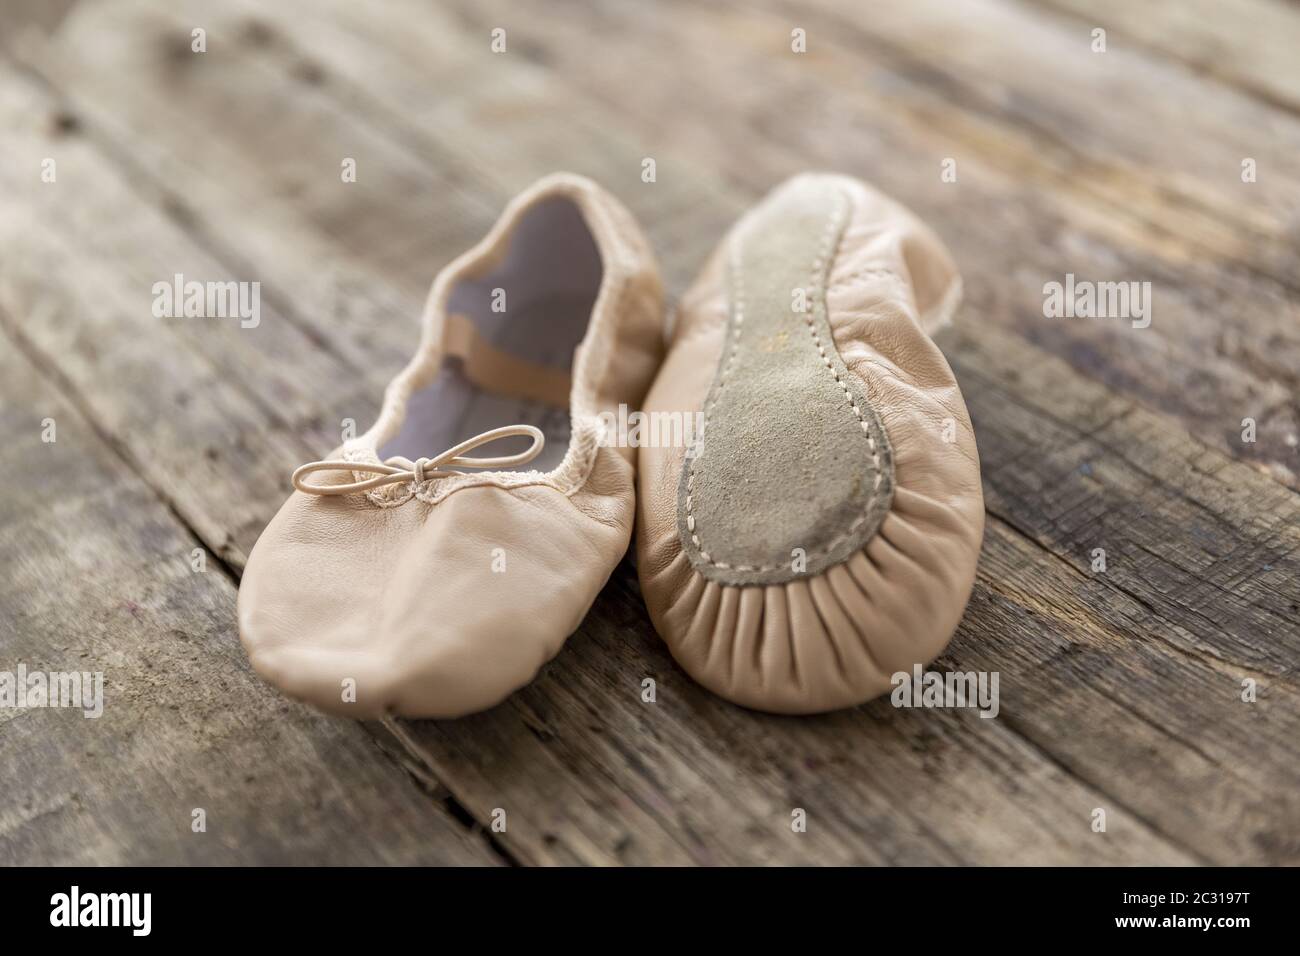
[635,173,983,714]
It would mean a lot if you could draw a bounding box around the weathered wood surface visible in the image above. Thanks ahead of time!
[0,0,1296,865]
[1031,0,1300,115]
[0,314,500,865]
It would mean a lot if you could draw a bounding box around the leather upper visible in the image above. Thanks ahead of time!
[239,174,663,718]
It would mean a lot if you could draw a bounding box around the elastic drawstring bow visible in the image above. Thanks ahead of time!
[291,424,545,496]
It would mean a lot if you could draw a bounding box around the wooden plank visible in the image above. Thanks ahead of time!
[40,0,730,289]
[958,330,1300,678]
[707,0,1300,269]
[7,0,1296,863]
[0,60,421,568]
[1030,0,1300,115]
[429,0,1300,487]
[0,337,501,865]
[950,327,1300,863]
[379,559,1207,865]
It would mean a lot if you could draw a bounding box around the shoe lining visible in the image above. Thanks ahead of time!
[380,196,601,472]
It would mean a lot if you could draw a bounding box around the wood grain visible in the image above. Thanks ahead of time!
[1030,0,1300,115]
[1,0,1296,865]
[439,0,1300,486]
[0,336,501,865]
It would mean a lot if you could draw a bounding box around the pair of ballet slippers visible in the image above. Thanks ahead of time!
[238,172,984,718]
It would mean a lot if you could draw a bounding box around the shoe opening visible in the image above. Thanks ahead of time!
[380,195,603,472]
